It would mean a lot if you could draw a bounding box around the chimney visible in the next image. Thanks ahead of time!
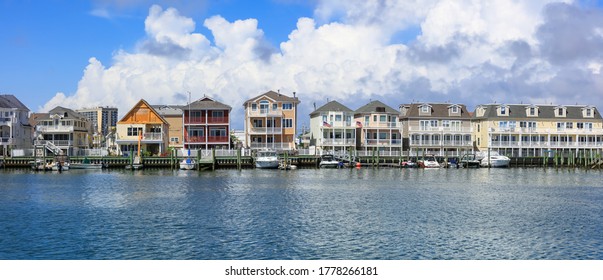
[293,91,296,99]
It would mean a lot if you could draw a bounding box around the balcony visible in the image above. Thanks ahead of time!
[408,126,473,133]
[142,133,163,141]
[249,142,292,150]
[0,117,11,125]
[321,139,356,146]
[364,139,402,146]
[185,136,229,143]
[1,137,11,144]
[249,127,283,134]
[35,140,73,147]
[248,109,283,117]
[184,116,229,124]
[489,127,602,134]
[362,122,402,129]
[321,122,355,128]
[37,125,75,133]
[409,140,473,147]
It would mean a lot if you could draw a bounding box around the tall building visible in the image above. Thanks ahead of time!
[76,107,118,136]
[473,104,603,157]
[243,91,300,151]
[399,103,474,157]
[0,94,32,155]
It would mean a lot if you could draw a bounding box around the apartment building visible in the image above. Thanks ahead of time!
[76,106,118,148]
[473,104,603,157]
[399,103,473,156]
[33,106,93,156]
[243,91,300,151]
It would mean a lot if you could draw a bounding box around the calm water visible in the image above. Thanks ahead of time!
[0,167,602,260]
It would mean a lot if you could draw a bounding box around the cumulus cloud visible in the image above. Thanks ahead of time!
[43,1,603,129]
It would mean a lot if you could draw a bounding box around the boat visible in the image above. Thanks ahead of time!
[400,160,417,168]
[70,158,104,169]
[255,150,280,169]
[279,161,297,170]
[459,154,481,168]
[30,159,49,171]
[319,154,342,168]
[418,155,441,168]
[478,151,511,167]
[50,161,69,171]
[125,156,143,170]
[179,158,196,170]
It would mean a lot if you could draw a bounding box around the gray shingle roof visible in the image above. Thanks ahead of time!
[0,94,29,110]
[243,91,300,106]
[354,100,398,115]
[475,104,602,120]
[400,103,471,119]
[152,105,183,116]
[187,96,232,110]
[310,100,352,117]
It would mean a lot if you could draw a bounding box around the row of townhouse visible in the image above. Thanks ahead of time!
[309,100,603,157]
[3,92,603,158]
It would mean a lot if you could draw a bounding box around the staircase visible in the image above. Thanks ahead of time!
[44,141,63,155]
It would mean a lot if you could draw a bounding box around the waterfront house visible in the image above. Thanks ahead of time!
[116,99,169,156]
[243,91,300,151]
[473,104,603,157]
[354,100,402,154]
[399,103,474,157]
[182,96,231,150]
[33,106,93,156]
[0,94,32,156]
[309,100,356,154]
[153,105,184,150]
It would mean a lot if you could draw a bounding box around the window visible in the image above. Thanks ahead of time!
[364,116,369,126]
[272,103,277,111]
[558,108,564,116]
[421,106,429,113]
[379,132,387,139]
[282,103,293,110]
[529,107,535,116]
[500,107,506,115]
[379,115,386,122]
[442,120,450,128]
[127,127,142,136]
[450,106,459,114]
[420,120,430,130]
[188,128,204,137]
[212,111,224,117]
[586,109,592,117]
[283,118,293,128]
[566,122,573,129]
[322,115,327,122]
[335,115,342,122]
[170,137,179,143]
[253,119,263,127]
[251,104,257,111]
[373,115,377,122]
[210,128,226,137]
[430,120,438,127]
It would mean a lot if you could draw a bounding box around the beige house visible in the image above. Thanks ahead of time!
[33,106,93,156]
[243,91,300,151]
[473,104,603,157]
[116,99,169,156]
[399,103,473,156]
[354,100,402,154]
[153,105,184,150]
[309,100,356,154]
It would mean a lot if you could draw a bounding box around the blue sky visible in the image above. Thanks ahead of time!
[2,1,603,129]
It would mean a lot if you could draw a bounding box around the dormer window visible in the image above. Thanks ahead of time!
[500,107,506,114]
[526,105,538,117]
[448,105,461,116]
[555,106,566,117]
[583,107,594,118]
[497,105,509,116]
[421,106,429,113]
[419,104,432,116]
[451,106,459,113]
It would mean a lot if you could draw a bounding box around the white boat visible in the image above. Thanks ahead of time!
[30,159,49,171]
[255,150,280,169]
[419,155,441,168]
[478,151,511,167]
[179,158,196,170]
[125,156,143,170]
[50,161,69,171]
[319,154,342,168]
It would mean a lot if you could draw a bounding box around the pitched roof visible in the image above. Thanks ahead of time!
[474,104,602,120]
[310,100,353,117]
[152,105,183,116]
[118,99,169,124]
[243,90,300,106]
[42,106,88,120]
[0,94,29,110]
[354,100,398,115]
[400,103,472,119]
[186,96,232,110]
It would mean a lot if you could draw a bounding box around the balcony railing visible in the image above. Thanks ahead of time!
[489,127,602,134]
[490,141,603,148]
[184,116,229,124]
[249,127,283,134]
[37,125,75,132]
[409,140,473,147]
[362,122,402,129]
[143,133,163,141]
[184,136,229,143]
[249,142,292,149]
[1,137,11,144]
[248,109,283,117]
[364,139,402,146]
[35,140,73,147]
[321,122,355,128]
[408,126,473,133]
[321,139,356,145]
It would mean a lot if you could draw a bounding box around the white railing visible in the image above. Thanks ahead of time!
[408,126,473,133]
[489,128,603,134]
[363,122,402,129]
[249,142,292,150]
[143,133,163,141]
[356,150,404,157]
[249,127,283,134]
[321,122,354,128]
[35,140,73,147]
[37,125,75,132]
[248,109,283,117]
[490,141,603,148]
[364,139,402,146]
[321,139,356,145]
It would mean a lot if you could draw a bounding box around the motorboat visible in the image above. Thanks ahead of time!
[479,151,511,167]
[179,158,196,170]
[459,154,481,168]
[319,154,342,168]
[50,161,69,171]
[125,156,143,170]
[30,159,49,171]
[418,155,441,168]
[401,160,417,168]
[255,150,279,169]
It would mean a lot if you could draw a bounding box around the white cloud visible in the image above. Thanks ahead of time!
[44,1,603,128]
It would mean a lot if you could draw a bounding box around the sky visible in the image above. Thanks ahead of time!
[2,0,603,130]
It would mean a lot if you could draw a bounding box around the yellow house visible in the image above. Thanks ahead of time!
[153,105,184,150]
[243,91,300,151]
[473,104,603,157]
[116,99,170,156]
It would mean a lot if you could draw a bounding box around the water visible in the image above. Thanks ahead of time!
[0,168,602,260]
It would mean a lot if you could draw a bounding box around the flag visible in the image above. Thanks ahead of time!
[323,121,331,127]
[356,121,363,128]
